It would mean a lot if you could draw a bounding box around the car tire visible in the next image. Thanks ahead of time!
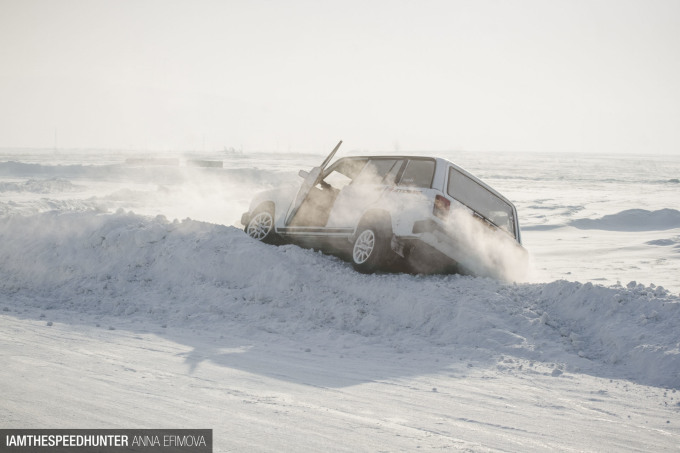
[351,223,391,273]
[245,206,280,244]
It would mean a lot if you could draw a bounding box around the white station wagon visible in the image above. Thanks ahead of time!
[242,141,527,280]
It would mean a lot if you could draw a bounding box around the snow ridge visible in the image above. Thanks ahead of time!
[1,211,678,388]
[570,208,680,231]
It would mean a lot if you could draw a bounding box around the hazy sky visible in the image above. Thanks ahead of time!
[1,0,679,154]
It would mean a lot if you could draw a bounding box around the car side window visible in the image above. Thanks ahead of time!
[382,160,405,185]
[447,167,515,236]
[352,159,401,186]
[323,170,353,190]
[322,159,367,190]
[398,159,435,188]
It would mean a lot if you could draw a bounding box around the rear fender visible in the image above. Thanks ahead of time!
[355,209,393,238]
[375,187,435,236]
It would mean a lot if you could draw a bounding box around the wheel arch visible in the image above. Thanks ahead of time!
[253,200,276,214]
[351,209,397,273]
[355,209,393,236]
[244,201,283,244]
[247,200,277,226]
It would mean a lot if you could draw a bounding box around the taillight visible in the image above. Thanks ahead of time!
[434,194,451,219]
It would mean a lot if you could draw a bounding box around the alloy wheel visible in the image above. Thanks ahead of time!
[247,212,273,240]
[353,229,376,264]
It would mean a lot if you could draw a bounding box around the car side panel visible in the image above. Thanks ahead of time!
[380,187,438,237]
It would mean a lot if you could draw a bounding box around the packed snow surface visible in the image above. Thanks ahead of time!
[1,149,679,451]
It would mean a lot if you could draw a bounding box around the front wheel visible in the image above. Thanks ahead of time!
[245,208,279,244]
[352,225,390,273]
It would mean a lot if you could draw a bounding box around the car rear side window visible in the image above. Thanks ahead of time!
[447,167,515,236]
[398,159,435,188]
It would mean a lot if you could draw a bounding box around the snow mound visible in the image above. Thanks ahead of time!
[570,208,680,231]
[646,236,680,248]
[0,178,83,194]
[1,211,679,388]
[0,161,297,188]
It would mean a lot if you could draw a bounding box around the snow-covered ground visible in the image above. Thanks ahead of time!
[1,148,679,451]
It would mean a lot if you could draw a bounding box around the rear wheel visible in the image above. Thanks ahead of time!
[352,224,391,273]
[245,207,279,244]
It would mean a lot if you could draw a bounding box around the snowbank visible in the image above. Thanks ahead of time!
[0,161,297,188]
[571,208,680,231]
[0,178,82,194]
[524,208,680,232]
[1,211,678,388]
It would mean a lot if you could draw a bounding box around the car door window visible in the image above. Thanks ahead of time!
[382,160,405,185]
[322,158,367,190]
[353,159,401,186]
[398,159,435,188]
[323,169,353,191]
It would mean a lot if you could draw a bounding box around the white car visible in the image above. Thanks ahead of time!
[242,141,528,279]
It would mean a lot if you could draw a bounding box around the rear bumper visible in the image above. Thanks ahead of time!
[412,218,443,235]
[410,220,469,270]
[411,217,528,280]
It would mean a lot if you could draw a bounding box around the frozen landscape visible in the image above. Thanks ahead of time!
[3,0,680,449]
[1,148,679,451]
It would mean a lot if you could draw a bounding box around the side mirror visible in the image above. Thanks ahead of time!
[298,169,309,179]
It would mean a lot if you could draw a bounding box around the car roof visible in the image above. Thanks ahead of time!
[335,155,437,160]
[332,155,515,207]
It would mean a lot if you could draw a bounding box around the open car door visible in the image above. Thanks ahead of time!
[285,140,343,226]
